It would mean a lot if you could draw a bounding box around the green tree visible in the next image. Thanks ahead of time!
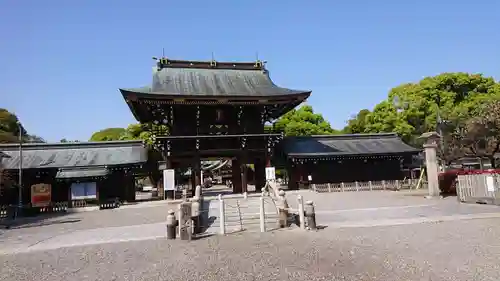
[0,108,45,143]
[273,105,338,136]
[0,108,25,143]
[26,135,46,143]
[343,109,370,134]
[89,128,126,142]
[345,73,500,145]
[60,139,80,143]
[459,100,500,167]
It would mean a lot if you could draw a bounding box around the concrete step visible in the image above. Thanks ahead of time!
[200,197,280,233]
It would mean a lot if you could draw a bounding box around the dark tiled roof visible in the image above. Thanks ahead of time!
[283,133,420,158]
[0,140,147,170]
[56,167,109,179]
[120,59,311,98]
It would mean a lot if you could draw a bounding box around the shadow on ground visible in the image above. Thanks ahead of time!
[0,212,80,231]
[198,199,216,234]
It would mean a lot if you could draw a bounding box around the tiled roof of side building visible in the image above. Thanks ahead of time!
[282,133,421,158]
[0,140,147,170]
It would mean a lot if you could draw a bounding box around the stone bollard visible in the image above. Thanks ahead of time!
[166,209,177,240]
[297,195,305,229]
[178,202,192,241]
[182,189,188,201]
[261,187,267,197]
[277,190,288,228]
[304,201,317,230]
[195,185,202,199]
[191,196,201,235]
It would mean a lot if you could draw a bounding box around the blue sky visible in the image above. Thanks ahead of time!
[1,0,499,142]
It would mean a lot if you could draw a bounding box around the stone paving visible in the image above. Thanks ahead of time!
[1,218,500,280]
[1,189,500,280]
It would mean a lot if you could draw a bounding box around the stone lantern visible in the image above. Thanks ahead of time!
[419,132,441,198]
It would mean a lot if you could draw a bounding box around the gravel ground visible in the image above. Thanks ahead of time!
[1,217,500,281]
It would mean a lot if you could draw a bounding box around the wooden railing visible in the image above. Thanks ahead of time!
[311,179,426,193]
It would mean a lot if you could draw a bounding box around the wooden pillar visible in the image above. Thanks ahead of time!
[266,156,271,167]
[254,157,266,192]
[127,173,136,202]
[288,164,300,190]
[241,162,248,193]
[191,157,201,197]
[232,158,242,193]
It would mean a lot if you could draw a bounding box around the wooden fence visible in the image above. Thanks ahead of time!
[311,179,425,193]
[456,173,500,204]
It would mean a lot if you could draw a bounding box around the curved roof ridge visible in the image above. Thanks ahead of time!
[158,58,265,71]
[287,133,400,140]
[0,140,145,151]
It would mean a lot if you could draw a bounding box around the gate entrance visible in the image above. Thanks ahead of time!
[120,57,311,198]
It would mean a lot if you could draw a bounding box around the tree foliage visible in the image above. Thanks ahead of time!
[89,123,168,145]
[343,73,500,145]
[60,139,80,143]
[273,105,339,136]
[0,108,45,143]
[89,128,126,142]
[457,100,500,167]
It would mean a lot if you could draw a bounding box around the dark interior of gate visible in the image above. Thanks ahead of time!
[120,57,311,197]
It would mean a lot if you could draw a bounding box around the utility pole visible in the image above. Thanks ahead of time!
[16,121,23,218]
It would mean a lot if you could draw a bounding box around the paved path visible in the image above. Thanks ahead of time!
[1,190,499,256]
[2,200,500,255]
[2,218,500,281]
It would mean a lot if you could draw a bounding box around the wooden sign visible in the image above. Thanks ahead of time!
[163,169,175,191]
[265,167,276,181]
[31,183,51,207]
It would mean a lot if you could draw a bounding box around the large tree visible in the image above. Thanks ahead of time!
[344,73,500,145]
[343,109,370,134]
[273,105,338,136]
[0,108,45,143]
[458,100,500,167]
[89,128,126,142]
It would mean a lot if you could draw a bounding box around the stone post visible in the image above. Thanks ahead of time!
[178,202,192,241]
[277,190,288,228]
[297,195,305,229]
[195,185,202,199]
[191,196,201,235]
[166,209,176,240]
[259,196,266,232]
[420,132,441,198]
[304,201,317,230]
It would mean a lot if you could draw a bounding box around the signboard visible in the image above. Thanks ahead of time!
[31,183,52,207]
[307,175,312,181]
[265,167,276,181]
[70,182,97,200]
[486,175,495,192]
[163,169,175,191]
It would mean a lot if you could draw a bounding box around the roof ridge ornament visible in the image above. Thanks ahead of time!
[153,55,169,71]
[210,52,217,68]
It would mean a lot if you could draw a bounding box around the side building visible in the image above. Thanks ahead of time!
[0,141,147,213]
[280,133,421,189]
